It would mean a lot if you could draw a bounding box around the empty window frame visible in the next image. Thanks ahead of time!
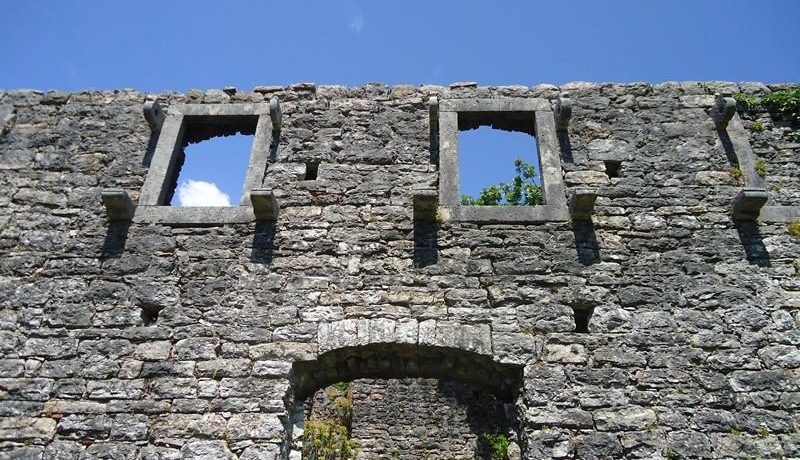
[459,126,542,206]
[437,98,568,222]
[136,103,274,224]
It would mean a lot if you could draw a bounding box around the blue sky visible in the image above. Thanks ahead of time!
[2,1,798,205]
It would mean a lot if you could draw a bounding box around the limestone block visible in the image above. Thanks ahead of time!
[196,359,251,378]
[318,320,358,354]
[240,444,281,460]
[134,341,172,361]
[173,338,218,360]
[227,413,283,440]
[42,400,107,415]
[86,379,144,400]
[594,407,658,431]
[525,407,594,429]
[151,414,227,440]
[248,342,317,361]
[180,440,236,460]
[252,360,292,377]
[544,343,588,364]
[418,321,492,356]
[0,417,56,441]
[492,332,542,365]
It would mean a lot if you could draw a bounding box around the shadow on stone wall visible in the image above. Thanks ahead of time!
[141,131,160,167]
[101,221,131,258]
[572,220,600,265]
[250,222,276,264]
[735,221,771,267]
[558,132,574,164]
[413,222,439,268]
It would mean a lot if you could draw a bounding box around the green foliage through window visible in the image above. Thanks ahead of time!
[461,158,543,206]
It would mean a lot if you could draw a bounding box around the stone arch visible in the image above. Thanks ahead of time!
[283,319,531,459]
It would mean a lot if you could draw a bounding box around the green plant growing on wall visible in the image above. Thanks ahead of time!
[332,382,350,392]
[303,419,358,460]
[761,86,800,140]
[755,160,767,178]
[733,92,760,112]
[462,158,543,206]
[749,120,764,132]
[729,165,744,184]
[481,433,510,460]
[733,86,800,141]
[788,221,800,239]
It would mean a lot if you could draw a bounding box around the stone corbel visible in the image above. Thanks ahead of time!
[413,191,439,222]
[712,92,736,130]
[555,92,572,132]
[569,188,597,221]
[101,189,135,222]
[732,187,768,221]
[269,97,282,132]
[143,97,165,132]
[251,189,279,221]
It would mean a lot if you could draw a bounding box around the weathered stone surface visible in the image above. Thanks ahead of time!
[180,440,235,460]
[1,82,799,458]
[594,406,658,431]
[226,413,283,441]
[0,417,56,441]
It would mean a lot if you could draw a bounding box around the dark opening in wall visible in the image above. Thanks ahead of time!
[140,307,160,326]
[288,343,525,459]
[166,115,258,207]
[304,162,319,180]
[304,378,517,460]
[604,160,622,179]
[458,121,542,206]
[573,307,593,333]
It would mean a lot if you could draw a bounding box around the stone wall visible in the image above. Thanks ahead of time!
[348,378,514,460]
[0,81,799,459]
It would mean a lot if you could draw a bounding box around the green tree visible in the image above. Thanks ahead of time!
[461,158,543,206]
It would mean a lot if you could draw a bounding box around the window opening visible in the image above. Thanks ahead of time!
[604,160,622,179]
[169,133,254,207]
[458,119,542,207]
[165,115,258,207]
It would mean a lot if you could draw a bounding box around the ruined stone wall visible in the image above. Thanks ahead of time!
[0,81,799,460]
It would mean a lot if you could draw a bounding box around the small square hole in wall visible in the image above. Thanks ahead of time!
[604,160,622,179]
[458,114,542,206]
[304,162,319,180]
[573,307,593,333]
[167,116,257,207]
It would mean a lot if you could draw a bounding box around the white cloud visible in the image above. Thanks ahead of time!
[349,14,364,33]
[176,179,231,207]
[345,0,365,33]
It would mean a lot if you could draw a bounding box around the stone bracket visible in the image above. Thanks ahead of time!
[732,187,768,221]
[143,97,165,132]
[555,92,572,132]
[101,189,135,222]
[712,92,736,130]
[251,189,279,221]
[269,97,282,132]
[568,188,597,221]
[413,191,439,222]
